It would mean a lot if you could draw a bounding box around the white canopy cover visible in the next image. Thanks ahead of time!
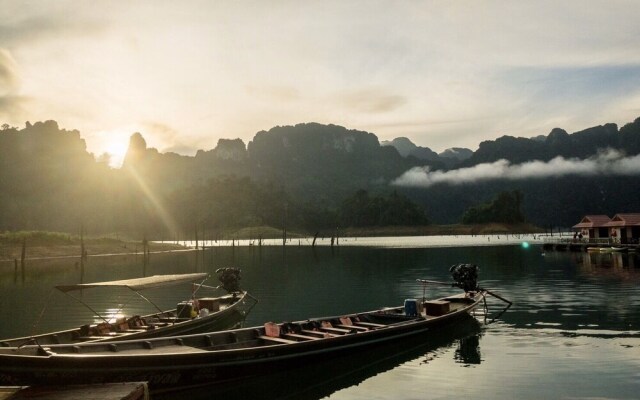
[55,273,209,293]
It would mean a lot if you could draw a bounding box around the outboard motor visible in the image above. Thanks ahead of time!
[449,263,479,292]
[216,267,242,293]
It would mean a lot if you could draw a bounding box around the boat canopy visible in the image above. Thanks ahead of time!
[55,273,209,293]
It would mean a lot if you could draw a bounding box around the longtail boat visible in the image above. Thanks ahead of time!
[0,265,508,391]
[0,270,257,347]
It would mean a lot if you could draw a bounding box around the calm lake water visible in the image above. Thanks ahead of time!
[1,235,639,399]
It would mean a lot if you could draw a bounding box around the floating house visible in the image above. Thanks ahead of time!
[573,215,612,240]
[604,214,640,244]
[573,214,640,244]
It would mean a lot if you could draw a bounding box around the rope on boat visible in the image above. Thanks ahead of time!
[30,288,55,337]
[18,288,84,351]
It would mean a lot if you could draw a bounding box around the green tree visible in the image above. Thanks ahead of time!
[340,190,429,227]
[462,190,525,224]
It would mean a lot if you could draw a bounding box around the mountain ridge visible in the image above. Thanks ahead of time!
[1,116,639,234]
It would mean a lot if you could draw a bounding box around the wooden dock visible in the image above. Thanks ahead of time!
[0,382,148,400]
[542,240,639,252]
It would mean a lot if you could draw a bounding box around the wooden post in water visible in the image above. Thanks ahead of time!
[20,238,26,269]
[142,235,149,270]
[80,226,87,269]
[282,201,288,247]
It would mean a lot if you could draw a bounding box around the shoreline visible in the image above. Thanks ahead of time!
[339,223,542,237]
[0,241,188,263]
[0,223,544,261]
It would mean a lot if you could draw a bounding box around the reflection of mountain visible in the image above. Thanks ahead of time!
[154,318,483,400]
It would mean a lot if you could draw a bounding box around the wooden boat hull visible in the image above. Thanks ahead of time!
[0,292,255,347]
[0,292,485,389]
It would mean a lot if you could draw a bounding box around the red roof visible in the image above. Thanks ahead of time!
[572,215,611,229]
[603,213,640,227]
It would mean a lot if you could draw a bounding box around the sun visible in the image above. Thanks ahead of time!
[103,139,129,168]
[91,130,131,169]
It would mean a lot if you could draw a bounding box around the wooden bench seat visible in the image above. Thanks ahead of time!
[353,321,386,329]
[259,335,297,345]
[283,333,320,341]
[300,330,338,338]
[77,336,105,341]
[335,324,368,332]
[319,326,351,335]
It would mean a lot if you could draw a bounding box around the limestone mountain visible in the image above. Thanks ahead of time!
[381,137,472,168]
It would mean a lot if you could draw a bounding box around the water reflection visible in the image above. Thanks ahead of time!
[154,318,483,400]
[578,250,638,269]
[455,332,482,365]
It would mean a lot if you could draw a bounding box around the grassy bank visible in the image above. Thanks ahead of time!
[0,231,186,261]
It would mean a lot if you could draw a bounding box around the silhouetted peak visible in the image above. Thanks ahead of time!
[214,138,247,161]
[34,120,58,131]
[380,137,415,157]
[122,132,147,167]
[23,120,60,134]
[546,128,569,143]
[128,132,147,151]
[248,122,380,157]
[381,137,439,161]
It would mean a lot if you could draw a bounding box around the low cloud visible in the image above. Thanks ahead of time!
[392,149,640,188]
[338,88,407,114]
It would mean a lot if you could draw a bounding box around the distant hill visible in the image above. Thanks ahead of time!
[463,120,640,166]
[438,147,473,167]
[246,123,433,202]
[380,137,439,160]
[380,137,472,168]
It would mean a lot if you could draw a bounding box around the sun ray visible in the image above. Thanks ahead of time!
[125,164,180,236]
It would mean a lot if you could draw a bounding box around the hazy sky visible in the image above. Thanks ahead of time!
[2,1,640,166]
